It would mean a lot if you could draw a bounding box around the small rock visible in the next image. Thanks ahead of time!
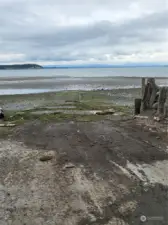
[156,136,160,139]
[39,155,53,162]
[154,116,160,122]
[39,152,55,162]
[118,201,137,216]
[63,163,75,169]
[88,214,97,222]
[108,201,113,206]
[143,182,149,192]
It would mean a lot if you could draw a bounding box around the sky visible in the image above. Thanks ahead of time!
[0,0,168,65]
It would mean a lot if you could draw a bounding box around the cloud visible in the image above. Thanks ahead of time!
[0,0,168,64]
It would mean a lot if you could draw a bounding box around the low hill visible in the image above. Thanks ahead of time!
[0,64,43,70]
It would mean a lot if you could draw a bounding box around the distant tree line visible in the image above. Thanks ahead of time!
[0,64,43,70]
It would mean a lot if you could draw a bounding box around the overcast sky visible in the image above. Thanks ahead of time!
[0,0,168,65]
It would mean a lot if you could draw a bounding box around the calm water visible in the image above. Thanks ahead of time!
[0,67,168,95]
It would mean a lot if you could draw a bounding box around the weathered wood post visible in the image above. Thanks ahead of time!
[141,78,146,98]
[157,87,167,116]
[134,77,168,120]
[149,78,159,108]
[141,78,159,112]
[134,98,141,115]
[140,78,146,112]
[164,89,168,118]
[0,108,4,119]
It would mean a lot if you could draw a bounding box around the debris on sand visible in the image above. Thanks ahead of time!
[96,108,115,115]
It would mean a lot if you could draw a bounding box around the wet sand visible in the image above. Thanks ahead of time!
[0,75,167,95]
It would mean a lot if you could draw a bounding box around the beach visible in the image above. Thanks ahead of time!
[0,67,167,110]
[0,69,168,225]
[1,95,168,225]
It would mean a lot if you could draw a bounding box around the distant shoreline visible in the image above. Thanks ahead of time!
[0,64,168,70]
[43,65,168,69]
[0,64,43,70]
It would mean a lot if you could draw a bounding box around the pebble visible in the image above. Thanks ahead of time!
[63,163,75,170]
[156,136,160,139]
[39,155,53,162]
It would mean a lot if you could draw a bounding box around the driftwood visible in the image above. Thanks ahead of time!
[0,123,16,127]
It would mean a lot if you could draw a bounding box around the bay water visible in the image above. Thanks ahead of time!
[0,67,168,95]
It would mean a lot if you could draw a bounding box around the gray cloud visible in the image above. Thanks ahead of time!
[0,0,168,64]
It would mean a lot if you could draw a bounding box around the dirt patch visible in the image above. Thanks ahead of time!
[1,118,168,224]
[13,120,168,166]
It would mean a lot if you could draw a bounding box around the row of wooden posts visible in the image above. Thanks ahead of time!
[135,78,168,119]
